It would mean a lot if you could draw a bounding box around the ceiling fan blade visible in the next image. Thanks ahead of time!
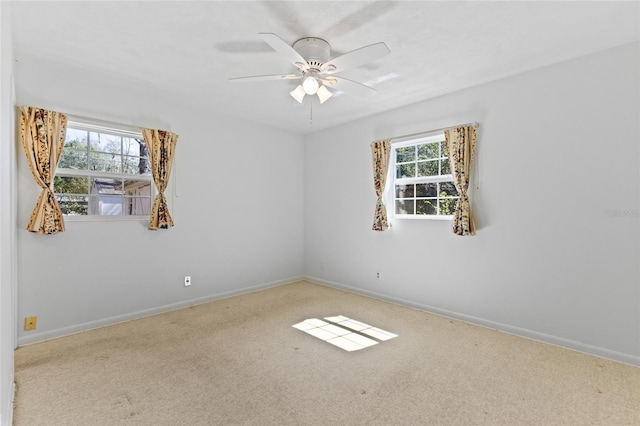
[259,33,309,72]
[322,76,377,98]
[320,42,390,74]
[229,74,302,82]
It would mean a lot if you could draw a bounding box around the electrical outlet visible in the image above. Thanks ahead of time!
[184,276,191,287]
[376,272,381,280]
[24,316,37,331]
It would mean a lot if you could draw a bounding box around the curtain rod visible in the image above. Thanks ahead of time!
[385,121,479,143]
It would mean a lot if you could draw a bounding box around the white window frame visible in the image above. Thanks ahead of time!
[54,119,155,222]
[387,133,459,221]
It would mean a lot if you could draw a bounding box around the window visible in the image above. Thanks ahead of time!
[54,122,153,217]
[391,133,459,218]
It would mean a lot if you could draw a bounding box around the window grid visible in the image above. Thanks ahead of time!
[54,124,153,217]
[391,134,459,218]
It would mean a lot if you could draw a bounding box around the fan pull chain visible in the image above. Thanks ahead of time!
[309,99,313,124]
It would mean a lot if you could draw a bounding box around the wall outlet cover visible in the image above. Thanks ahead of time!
[24,316,37,331]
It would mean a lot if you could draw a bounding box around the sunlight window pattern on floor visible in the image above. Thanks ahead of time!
[292,315,397,351]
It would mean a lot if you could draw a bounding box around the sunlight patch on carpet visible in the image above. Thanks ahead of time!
[292,315,397,351]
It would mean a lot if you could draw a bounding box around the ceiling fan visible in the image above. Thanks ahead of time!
[229,33,390,104]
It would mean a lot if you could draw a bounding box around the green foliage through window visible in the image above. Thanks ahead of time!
[392,134,459,217]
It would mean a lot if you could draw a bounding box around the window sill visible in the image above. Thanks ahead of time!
[62,215,149,222]
[392,214,453,221]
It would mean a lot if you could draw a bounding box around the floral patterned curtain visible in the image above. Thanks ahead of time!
[142,129,178,230]
[18,106,67,235]
[444,125,477,236]
[371,139,391,231]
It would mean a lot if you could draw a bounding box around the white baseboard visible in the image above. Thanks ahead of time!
[17,276,304,347]
[304,276,640,368]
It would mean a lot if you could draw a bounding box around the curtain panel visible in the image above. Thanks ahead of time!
[444,125,477,236]
[370,139,391,231]
[18,106,67,235]
[142,128,178,230]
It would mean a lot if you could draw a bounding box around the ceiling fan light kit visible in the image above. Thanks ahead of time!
[302,74,320,95]
[289,85,306,103]
[230,33,390,107]
[316,85,333,104]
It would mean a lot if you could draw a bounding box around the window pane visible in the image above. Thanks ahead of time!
[90,152,122,173]
[61,129,88,170]
[122,137,145,157]
[417,143,438,160]
[59,146,88,170]
[90,132,121,155]
[395,184,414,198]
[416,199,437,215]
[417,160,438,177]
[91,178,123,194]
[440,140,447,157]
[123,179,151,195]
[89,195,123,215]
[441,158,451,175]
[123,155,149,175]
[54,176,89,194]
[396,163,415,178]
[439,181,459,196]
[89,131,99,150]
[125,197,151,215]
[416,182,437,197]
[396,146,415,163]
[56,195,88,215]
[124,180,151,215]
[439,198,457,216]
[65,129,88,147]
[395,199,414,215]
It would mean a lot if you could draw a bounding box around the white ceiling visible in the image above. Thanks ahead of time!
[9,1,640,135]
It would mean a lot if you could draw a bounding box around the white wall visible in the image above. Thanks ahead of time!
[9,34,639,374]
[14,59,305,345]
[0,2,16,424]
[304,42,640,366]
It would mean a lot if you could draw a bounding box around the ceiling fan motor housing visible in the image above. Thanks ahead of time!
[293,37,331,69]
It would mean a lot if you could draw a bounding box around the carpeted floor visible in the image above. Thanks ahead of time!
[13,280,640,425]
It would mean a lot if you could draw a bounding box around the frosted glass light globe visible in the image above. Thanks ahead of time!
[302,76,319,95]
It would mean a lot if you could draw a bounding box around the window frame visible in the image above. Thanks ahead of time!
[387,133,459,221]
[54,120,155,222]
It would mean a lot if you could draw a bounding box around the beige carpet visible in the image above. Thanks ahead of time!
[13,280,640,425]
